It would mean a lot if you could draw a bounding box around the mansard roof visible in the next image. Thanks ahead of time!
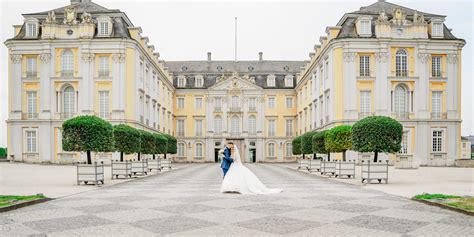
[23,0,121,16]
[348,0,444,18]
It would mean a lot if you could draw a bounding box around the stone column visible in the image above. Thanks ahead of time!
[112,53,126,119]
[10,54,22,119]
[375,50,389,115]
[416,51,430,119]
[446,53,458,119]
[40,52,52,119]
[80,50,94,114]
[343,52,357,119]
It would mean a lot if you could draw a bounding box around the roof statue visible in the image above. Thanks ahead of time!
[45,11,56,24]
[413,11,426,25]
[391,8,408,26]
[63,6,78,25]
[377,10,389,24]
[81,11,92,24]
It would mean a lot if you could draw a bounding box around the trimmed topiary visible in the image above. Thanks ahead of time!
[163,134,177,157]
[302,131,318,155]
[325,125,352,161]
[292,136,302,155]
[62,115,114,164]
[0,147,7,158]
[351,116,403,162]
[154,133,168,158]
[312,131,330,161]
[113,124,141,162]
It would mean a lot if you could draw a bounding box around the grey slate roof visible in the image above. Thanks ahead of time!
[23,1,121,16]
[349,1,444,17]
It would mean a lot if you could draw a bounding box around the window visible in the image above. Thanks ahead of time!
[231,116,240,136]
[285,143,293,157]
[267,75,276,87]
[286,97,293,108]
[268,143,275,157]
[25,130,37,153]
[99,21,109,36]
[231,96,239,108]
[178,143,185,157]
[359,55,370,77]
[360,20,371,35]
[195,119,202,136]
[285,75,294,87]
[286,119,293,137]
[26,57,37,77]
[195,143,203,157]
[177,119,185,136]
[360,91,371,117]
[62,86,75,119]
[26,22,37,38]
[268,97,276,109]
[98,91,109,118]
[177,76,186,87]
[432,91,442,119]
[248,98,256,110]
[214,116,222,135]
[325,61,329,80]
[400,131,409,154]
[394,85,408,117]
[195,76,204,87]
[61,50,74,77]
[177,98,184,109]
[432,22,443,37]
[268,119,276,136]
[432,130,443,152]
[214,97,221,110]
[26,91,37,118]
[249,116,256,135]
[98,56,109,77]
[139,62,144,82]
[431,56,442,77]
[325,95,330,122]
[395,49,408,77]
[195,98,202,109]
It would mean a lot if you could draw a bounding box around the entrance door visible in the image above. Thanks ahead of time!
[249,149,256,163]
[214,149,220,163]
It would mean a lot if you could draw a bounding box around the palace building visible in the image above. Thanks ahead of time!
[5,0,465,166]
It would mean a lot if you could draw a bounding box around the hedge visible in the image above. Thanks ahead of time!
[292,136,302,155]
[312,131,330,160]
[302,131,317,155]
[325,125,352,161]
[154,133,168,156]
[113,124,141,161]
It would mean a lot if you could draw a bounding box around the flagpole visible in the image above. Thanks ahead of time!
[234,17,237,62]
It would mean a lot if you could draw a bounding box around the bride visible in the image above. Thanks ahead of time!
[220,145,282,194]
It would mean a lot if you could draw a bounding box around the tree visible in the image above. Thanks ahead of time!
[0,147,7,158]
[113,124,141,162]
[292,136,302,156]
[325,125,352,161]
[138,130,155,161]
[62,115,114,164]
[163,134,177,159]
[302,131,317,158]
[153,133,168,159]
[312,131,330,161]
[351,116,403,162]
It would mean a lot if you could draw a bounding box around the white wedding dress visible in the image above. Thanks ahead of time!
[220,145,282,195]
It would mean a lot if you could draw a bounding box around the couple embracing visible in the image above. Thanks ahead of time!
[219,142,282,195]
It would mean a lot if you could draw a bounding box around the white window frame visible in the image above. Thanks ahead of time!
[98,56,109,77]
[399,130,410,155]
[431,21,444,38]
[177,119,185,136]
[395,49,408,77]
[177,143,185,157]
[25,18,39,38]
[268,142,275,157]
[195,97,203,109]
[195,75,204,87]
[177,75,186,87]
[248,98,256,110]
[214,116,222,135]
[286,97,293,108]
[359,55,370,77]
[214,97,221,110]
[98,91,109,118]
[285,142,293,157]
[62,86,75,118]
[231,96,239,108]
[195,143,203,157]
[194,119,203,137]
[286,119,293,137]
[61,50,74,77]
[393,84,409,117]
[268,119,276,137]
[267,74,276,87]
[24,129,38,153]
[268,97,276,109]
[231,116,240,136]
[177,97,185,109]
[431,56,442,78]
[285,75,294,87]
[26,57,37,77]
[249,116,256,135]
[97,16,112,37]
[26,91,37,118]
[431,91,442,119]
[431,129,445,153]
[360,90,371,116]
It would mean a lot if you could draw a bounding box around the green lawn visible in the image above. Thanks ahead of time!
[0,194,46,207]
[413,193,474,213]
[413,193,461,200]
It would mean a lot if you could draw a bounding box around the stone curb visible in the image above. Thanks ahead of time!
[412,198,474,216]
[0,198,53,213]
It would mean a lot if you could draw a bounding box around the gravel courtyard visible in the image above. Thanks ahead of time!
[1,164,472,236]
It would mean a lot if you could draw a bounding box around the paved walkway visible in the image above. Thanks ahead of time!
[1,164,472,236]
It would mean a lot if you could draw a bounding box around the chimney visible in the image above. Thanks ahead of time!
[259,52,263,61]
[207,52,212,61]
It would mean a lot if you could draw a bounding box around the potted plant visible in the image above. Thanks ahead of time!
[292,136,306,170]
[111,124,140,179]
[313,131,335,176]
[62,115,114,185]
[302,131,317,171]
[326,125,355,178]
[132,130,154,176]
[352,116,403,183]
[161,134,176,170]
[149,133,168,172]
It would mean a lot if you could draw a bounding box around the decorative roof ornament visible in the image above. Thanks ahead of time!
[376,10,389,24]
[45,11,56,24]
[63,6,78,25]
[391,8,408,26]
[81,11,92,24]
[413,11,426,25]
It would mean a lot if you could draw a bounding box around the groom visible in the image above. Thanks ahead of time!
[221,142,234,178]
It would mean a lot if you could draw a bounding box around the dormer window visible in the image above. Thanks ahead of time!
[356,16,372,37]
[267,74,276,87]
[97,16,112,37]
[431,19,444,38]
[285,75,294,87]
[177,75,186,87]
[24,18,39,38]
[195,75,204,87]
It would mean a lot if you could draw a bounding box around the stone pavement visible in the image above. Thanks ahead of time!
[1,164,473,236]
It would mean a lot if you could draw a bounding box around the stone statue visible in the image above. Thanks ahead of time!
[81,11,92,24]
[63,6,78,25]
[392,8,407,26]
[413,11,426,24]
[377,10,389,23]
[45,11,56,24]
[249,76,256,84]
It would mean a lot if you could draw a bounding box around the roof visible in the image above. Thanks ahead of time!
[463,136,474,143]
[23,0,121,16]
[349,0,444,18]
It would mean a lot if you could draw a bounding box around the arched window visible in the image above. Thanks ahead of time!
[214,116,222,135]
[231,116,240,136]
[62,86,75,119]
[249,116,256,135]
[195,143,203,157]
[285,142,293,157]
[61,50,74,77]
[395,49,408,77]
[177,142,185,157]
[394,84,408,117]
[268,142,276,157]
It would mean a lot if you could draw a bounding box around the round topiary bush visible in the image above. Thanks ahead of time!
[325,125,352,161]
[62,115,114,164]
[163,134,177,158]
[312,131,330,160]
[138,130,155,160]
[302,131,318,156]
[113,124,141,162]
[154,133,168,158]
[351,116,403,162]
[292,136,302,156]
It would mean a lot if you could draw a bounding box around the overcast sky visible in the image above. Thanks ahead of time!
[0,0,472,147]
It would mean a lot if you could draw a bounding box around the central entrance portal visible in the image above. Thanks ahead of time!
[226,139,245,163]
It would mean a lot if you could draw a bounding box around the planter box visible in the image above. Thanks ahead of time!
[308,158,321,173]
[148,158,162,172]
[161,158,172,170]
[77,162,104,185]
[131,159,148,176]
[297,159,309,170]
[395,155,419,169]
[335,161,355,178]
[361,160,388,184]
[111,160,132,179]
[320,160,336,177]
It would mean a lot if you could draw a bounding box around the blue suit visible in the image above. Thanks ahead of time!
[221,147,233,177]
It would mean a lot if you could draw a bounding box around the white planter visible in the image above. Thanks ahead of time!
[131,159,148,176]
[395,155,419,169]
[77,162,104,185]
[308,158,321,173]
[148,158,161,172]
[320,160,336,177]
[111,160,132,179]
[335,161,355,178]
[297,159,309,170]
[160,158,172,171]
[361,160,388,184]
